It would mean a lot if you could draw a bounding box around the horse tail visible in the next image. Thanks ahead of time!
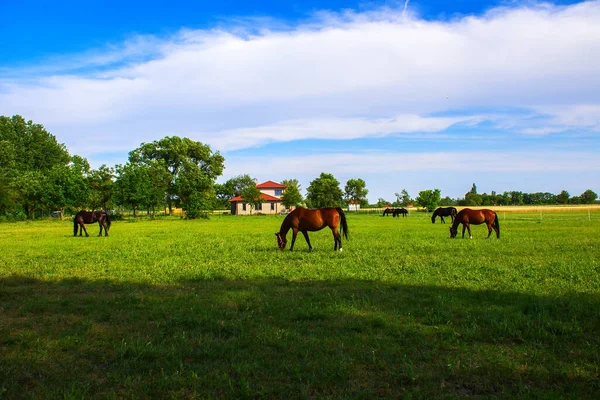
[431,209,436,223]
[494,212,500,238]
[73,215,78,236]
[336,207,349,240]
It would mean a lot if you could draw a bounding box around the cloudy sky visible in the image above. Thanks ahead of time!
[1,0,598,202]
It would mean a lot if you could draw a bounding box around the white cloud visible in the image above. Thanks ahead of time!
[0,0,599,197]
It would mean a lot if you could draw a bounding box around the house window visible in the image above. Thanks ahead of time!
[242,203,246,211]
[271,202,275,211]
[274,189,282,196]
[257,203,262,211]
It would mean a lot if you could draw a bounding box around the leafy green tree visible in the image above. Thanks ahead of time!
[43,156,90,217]
[176,160,219,218]
[0,115,72,218]
[439,196,456,206]
[114,162,153,218]
[376,198,390,208]
[344,178,368,206]
[395,189,412,207]
[215,175,256,208]
[415,189,441,211]
[240,183,263,213]
[557,190,570,204]
[306,173,343,208]
[129,136,224,215]
[280,179,303,209]
[9,170,46,219]
[88,165,114,211]
[580,189,598,204]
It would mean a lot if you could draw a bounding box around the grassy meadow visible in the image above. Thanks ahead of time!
[1,209,599,398]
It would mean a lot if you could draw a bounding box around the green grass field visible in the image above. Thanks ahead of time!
[1,211,599,398]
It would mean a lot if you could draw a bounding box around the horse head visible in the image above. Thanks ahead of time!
[275,232,286,250]
[449,226,458,238]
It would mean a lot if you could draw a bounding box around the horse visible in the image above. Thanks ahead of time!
[449,208,500,239]
[431,207,457,224]
[276,207,348,251]
[74,210,111,237]
[393,208,409,218]
[382,208,395,217]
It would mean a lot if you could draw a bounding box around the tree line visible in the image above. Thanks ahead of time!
[1,115,597,220]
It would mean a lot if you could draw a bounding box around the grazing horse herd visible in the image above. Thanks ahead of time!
[73,205,500,252]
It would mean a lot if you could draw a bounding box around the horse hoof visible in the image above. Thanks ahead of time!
[339,248,343,252]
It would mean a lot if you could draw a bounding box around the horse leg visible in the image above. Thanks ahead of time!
[290,228,299,251]
[331,228,341,251]
[486,223,493,238]
[80,222,89,237]
[466,224,473,239]
[441,216,445,224]
[301,231,312,252]
[98,221,103,237]
[461,224,467,238]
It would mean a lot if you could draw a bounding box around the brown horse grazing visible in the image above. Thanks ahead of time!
[432,207,457,224]
[382,208,395,217]
[276,207,348,251]
[393,208,409,218]
[74,210,111,237]
[449,208,499,239]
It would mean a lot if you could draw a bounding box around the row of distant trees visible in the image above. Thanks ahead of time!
[373,184,598,212]
[0,115,369,220]
[1,115,597,220]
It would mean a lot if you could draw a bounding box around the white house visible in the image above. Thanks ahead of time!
[228,180,288,215]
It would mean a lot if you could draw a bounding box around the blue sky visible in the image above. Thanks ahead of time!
[1,0,598,202]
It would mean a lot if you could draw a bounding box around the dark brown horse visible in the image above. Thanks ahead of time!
[449,208,499,239]
[382,208,395,217]
[276,207,348,251]
[393,208,409,218]
[74,210,111,237]
[432,207,457,224]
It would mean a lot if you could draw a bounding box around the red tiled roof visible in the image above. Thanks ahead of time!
[229,193,282,202]
[256,180,286,189]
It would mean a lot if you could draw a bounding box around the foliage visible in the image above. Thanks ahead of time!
[415,189,441,211]
[280,179,303,209]
[214,174,256,209]
[344,178,368,205]
[128,136,224,215]
[306,172,343,208]
[240,183,263,212]
[395,189,412,207]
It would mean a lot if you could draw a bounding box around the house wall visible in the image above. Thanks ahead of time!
[233,201,285,215]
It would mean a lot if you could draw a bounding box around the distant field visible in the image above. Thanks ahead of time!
[1,211,599,398]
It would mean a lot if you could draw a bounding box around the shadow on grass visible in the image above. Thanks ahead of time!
[1,276,599,398]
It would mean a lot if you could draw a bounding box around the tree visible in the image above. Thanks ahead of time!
[215,175,256,207]
[240,183,263,213]
[580,189,598,204]
[114,162,153,218]
[43,155,90,216]
[88,165,114,211]
[0,115,72,218]
[376,198,390,208]
[415,189,441,211]
[129,136,224,215]
[344,178,368,206]
[280,179,303,209]
[306,173,343,208]
[395,189,412,207]
[557,190,570,204]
